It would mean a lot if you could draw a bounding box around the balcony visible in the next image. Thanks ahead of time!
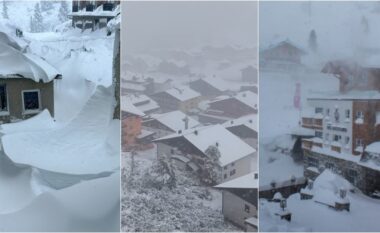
[302,117,323,130]
[302,139,313,150]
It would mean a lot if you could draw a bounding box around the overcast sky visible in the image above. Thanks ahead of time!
[122,1,257,54]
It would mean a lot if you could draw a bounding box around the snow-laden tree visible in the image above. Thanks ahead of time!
[41,1,53,11]
[31,3,44,32]
[308,29,318,53]
[200,145,222,185]
[2,0,9,19]
[58,1,69,23]
[143,154,177,190]
[361,15,369,34]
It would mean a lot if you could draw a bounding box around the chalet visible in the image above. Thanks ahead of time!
[260,39,306,72]
[322,60,380,93]
[143,110,201,139]
[198,91,258,124]
[122,94,160,115]
[0,32,61,123]
[69,0,120,32]
[299,91,380,195]
[154,124,257,183]
[223,114,258,149]
[151,85,201,113]
[121,100,146,151]
[241,65,257,83]
[215,172,258,231]
[188,77,228,98]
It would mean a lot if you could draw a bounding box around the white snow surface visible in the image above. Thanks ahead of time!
[150,110,201,131]
[165,84,201,101]
[121,96,145,116]
[215,171,258,189]
[2,87,119,175]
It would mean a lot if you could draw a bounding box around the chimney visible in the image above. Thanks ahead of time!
[182,116,189,130]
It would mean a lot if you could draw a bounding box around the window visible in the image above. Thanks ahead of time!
[307,157,319,168]
[244,204,250,213]
[326,108,330,116]
[345,109,350,118]
[325,133,330,141]
[224,174,227,179]
[315,131,323,138]
[315,107,323,114]
[22,90,41,112]
[0,84,7,111]
[356,138,364,148]
[345,136,350,144]
[334,135,341,142]
[231,162,235,167]
[356,111,364,119]
[230,169,236,176]
[334,109,340,122]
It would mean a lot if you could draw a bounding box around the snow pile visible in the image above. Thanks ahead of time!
[2,86,119,175]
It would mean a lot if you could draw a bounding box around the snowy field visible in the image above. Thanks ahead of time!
[121,149,239,232]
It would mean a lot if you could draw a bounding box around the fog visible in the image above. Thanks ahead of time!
[122,1,257,55]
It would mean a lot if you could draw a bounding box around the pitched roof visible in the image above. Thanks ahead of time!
[223,114,257,131]
[121,96,145,116]
[156,124,255,166]
[150,110,200,131]
[165,85,201,101]
[234,91,257,109]
[215,172,258,189]
[124,94,159,113]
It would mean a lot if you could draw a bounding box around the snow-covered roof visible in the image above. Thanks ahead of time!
[245,217,258,227]
[121,96,145,116]
[156,124,256,166]
[149,110,200,131]
[165,85,201,101]
[223,114,257,132]
[261,38,307,54]
[365,142,380,154]
[215,172,258,189]
[234,91,257,109]
[69,4,119,18]
[123,94,159,114]
[0,40,61,83]
[199,77,230,92]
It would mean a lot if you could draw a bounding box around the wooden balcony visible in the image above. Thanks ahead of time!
[302,117,323,130]
[302,139,313,150]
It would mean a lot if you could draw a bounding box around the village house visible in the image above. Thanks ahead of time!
[121,76,147,95]
[142,110,201,139]
[154,124,257,183]
[0,32,61,123]
[121,100,146,151]
[260,39,306,72]
[322,60,380,93]
[241,65,257,83]
[151,85,201,113]
[223,114,258,149]
[198,91,258,125]
[215,172,258,231]
[69,0,120,32]
[188,77,229,99]
[300,67,380,195]
[123,94,160,115]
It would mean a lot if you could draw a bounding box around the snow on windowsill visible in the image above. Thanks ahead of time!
[355,118,364,124]
[0,111,10,116]
[22,109,42,115]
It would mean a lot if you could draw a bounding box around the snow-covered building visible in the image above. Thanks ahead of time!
[70,0,120,31]
[241,65,257,83]
[260,39,306,72]
[121,101,145,151]
[154,124,257,183]
[198,91,258,124]
[151,85,201,113]
[122,94,160,115]
[223,114,258,148]
[188,77,230,98]
[215,172,258,231]
[300,92,380,194]
[142,110,201,138]
[322,60,380,93]
[0,32,61,123]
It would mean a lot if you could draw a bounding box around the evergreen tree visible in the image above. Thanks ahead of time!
[200,145,222,185]
[32,3,44,32]
[308,29,318,53]
[361,15,369,34]
[58,1,69,23]
[2,0,9,19]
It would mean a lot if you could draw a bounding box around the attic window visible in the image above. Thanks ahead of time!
[22,90,41,113]
[0,85,8,112]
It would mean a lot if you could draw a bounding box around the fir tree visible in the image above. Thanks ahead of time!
[58,1,69,23]
[308,29,318,53]
[2,0,9,19]
[200,145,222,185]
[32,3,44,32]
